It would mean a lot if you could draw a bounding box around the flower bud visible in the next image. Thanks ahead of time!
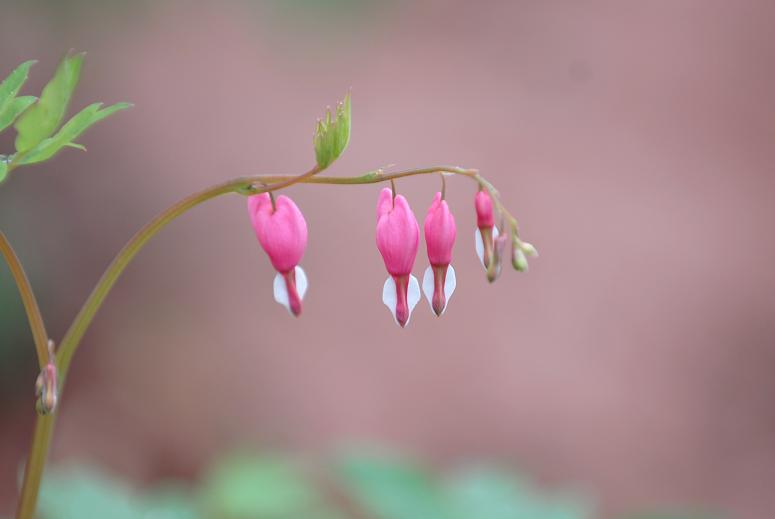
[521,241,539,257]
[512,243,529,272]
[35,362,58,415]
[475,190,495,229]
[313,93,351,169]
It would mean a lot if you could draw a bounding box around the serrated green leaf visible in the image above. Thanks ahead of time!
[15,101,131,165]
[0,96,36,132]
[314,93,351,169]
[14,52,84,152]
[0,60,36,119]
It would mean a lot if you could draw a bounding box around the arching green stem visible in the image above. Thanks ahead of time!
[17,163,487,519]
[0,232,49,369]
[56,166,477,377]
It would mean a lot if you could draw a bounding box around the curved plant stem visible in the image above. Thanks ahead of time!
[54,174,260,379]
[55,164,476,378]
[254,165,476,186]
[17,163,485,519]
[257,167,519,234]
[0,231,49,369]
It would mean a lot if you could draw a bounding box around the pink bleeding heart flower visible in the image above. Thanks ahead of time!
[247,193,308,316]
[475,189,495,228]
[376,187,420,327]
[422,192,457,316]
[474,189,499,272]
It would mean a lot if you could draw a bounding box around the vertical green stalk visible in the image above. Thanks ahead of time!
[0,231,53,519]
[16,415,55,519]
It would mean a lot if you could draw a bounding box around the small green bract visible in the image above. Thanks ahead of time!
[314,92,351,169]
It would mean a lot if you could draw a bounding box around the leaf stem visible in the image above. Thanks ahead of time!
[0,231,49,369]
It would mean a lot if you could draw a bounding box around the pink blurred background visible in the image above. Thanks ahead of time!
[2,1,775,517]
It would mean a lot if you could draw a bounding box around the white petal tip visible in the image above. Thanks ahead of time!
[272,266,308,315]
[422,265,457,316]
[474,227,499,269]
[422,267,434,310]
[382,275,421,327]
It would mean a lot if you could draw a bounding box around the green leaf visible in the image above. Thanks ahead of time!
[38,465,142,519]
[337,452,451,519]
[314,92,351,169]
[15,101,131,165]
[444,466,590,519]
[200,452,320,518]
[14,51,84,152]
[0,160,7,184]
[139,484,201,519]
[0,96,36,132]
[38,464,204,519]
[444,467,535,519]
[0,60,36,120]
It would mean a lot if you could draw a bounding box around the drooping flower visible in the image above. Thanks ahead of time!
[487,230,510,281]
[376,187,420,327]
[475,189,494,229]
[474,189,500,279]
[247,193,308,316]
[422,192,457,316]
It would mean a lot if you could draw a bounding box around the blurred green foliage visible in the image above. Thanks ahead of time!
[38,466,198,519]
[32,449,719,519]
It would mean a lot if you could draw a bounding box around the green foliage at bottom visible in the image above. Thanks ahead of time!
[34,449,719,519]
[38,466,198,519]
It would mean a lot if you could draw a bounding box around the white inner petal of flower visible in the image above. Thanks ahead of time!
[382,275,421,327]
[474,226,500,269]
[273,266,308,314]
[422,265,457,315]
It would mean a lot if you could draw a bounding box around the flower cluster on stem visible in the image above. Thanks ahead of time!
[245,174,536,327]
[1,76,538,519]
